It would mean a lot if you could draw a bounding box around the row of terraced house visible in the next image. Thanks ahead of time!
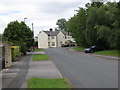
[38,29,76,48]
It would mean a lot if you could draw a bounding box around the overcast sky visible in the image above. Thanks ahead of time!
[0,0,117,36]
[0,0,91,36]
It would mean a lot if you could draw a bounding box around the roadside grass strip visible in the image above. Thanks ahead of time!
[28,78,70,88]
[74,46,85,51]
[95,50,118,57]
[34,49,45,51]
[32,54,50,61]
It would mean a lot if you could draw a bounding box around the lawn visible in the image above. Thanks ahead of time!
[95,50,119,57]
[74,46,85,51]
[28,78,70,88]
[34,49,44,51]
[32,54,50,61]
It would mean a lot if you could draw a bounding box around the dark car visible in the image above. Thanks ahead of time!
[61,44,69,47]
[84,46,103,53]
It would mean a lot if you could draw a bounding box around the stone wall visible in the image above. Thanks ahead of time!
[0,41,12,68]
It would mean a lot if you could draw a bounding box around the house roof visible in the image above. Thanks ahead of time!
[44,31,59,36]
[43,31,69,36]
[61,31,69,35]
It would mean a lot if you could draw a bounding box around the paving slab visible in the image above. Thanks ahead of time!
[26,60,62,79]
[2,55,31,88]
[21,60,62,88]
[33,51,45,54]
[26,51,45,55]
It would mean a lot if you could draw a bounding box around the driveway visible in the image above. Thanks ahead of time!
[45,47,118,88]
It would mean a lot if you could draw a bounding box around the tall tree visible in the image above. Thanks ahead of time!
[66,8,88,47]
[0,34,2,41]
[3,20,34,54]
[56,18,67,31]
[66,1,119,50]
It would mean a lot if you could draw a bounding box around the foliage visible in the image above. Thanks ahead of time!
[3,21,34,54]
[56,18,67,31]
[33,49,44,51]
[32,54,50,61]
[65,1,120,50]
[11,46,20,61]
[28,78,70,88]
[66,8,88,47]
[95,50,118,57]
[74,46,85,51]
[0,34,2,41]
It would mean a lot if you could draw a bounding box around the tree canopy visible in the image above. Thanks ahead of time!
[3,20,34,53]
[56,18,67,31]
[65,1,120,50]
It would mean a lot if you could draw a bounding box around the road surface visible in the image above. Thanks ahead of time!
[45,47,118,88]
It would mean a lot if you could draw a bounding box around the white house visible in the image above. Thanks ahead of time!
[38,29,75,48]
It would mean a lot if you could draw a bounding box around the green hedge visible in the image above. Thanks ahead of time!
[11,46,20,61]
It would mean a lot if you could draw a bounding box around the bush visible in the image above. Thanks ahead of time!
[11,46,20,61]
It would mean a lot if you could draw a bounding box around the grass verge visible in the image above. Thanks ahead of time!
[32,54,50,61]
[74,46,85,51]
[34,49,44,51]
[28,78,70,88]
[95,50,118,57]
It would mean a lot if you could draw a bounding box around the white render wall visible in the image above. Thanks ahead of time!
[38,31,75,48]
[65,35,74,42]
[57,31,66,47]
[38,32,48,48]
[48,36,57,48]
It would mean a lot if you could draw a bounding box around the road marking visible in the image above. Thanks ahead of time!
[53,64,63,78]
[56,68,63,78]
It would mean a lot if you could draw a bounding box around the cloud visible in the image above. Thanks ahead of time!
[0,0,90,36]
[38,2,82,14]
[0,10,21,16]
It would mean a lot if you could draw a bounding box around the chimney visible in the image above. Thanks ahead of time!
[50,28,53,31]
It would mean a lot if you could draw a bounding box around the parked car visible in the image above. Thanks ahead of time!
[61,44,69,47]
[84,46,103,53]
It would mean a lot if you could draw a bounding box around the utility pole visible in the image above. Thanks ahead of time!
[32,23,34,31]
[32,23,34,36]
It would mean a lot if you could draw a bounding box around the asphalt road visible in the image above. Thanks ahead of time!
[45,47,118,88]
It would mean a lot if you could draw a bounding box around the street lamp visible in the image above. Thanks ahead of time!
[24,18,27,23]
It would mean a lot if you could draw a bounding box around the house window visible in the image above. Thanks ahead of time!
[65,35,67,39]
[48,37,50,40]
[51,36,54,39]
[48,42,50,46]
[60,42,63,46]
[52,42,55,46]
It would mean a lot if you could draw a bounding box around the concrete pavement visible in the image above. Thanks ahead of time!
[21,51,62,88]
[2,54,31,88]
[21,60,62,88]
[2,51,62,89]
